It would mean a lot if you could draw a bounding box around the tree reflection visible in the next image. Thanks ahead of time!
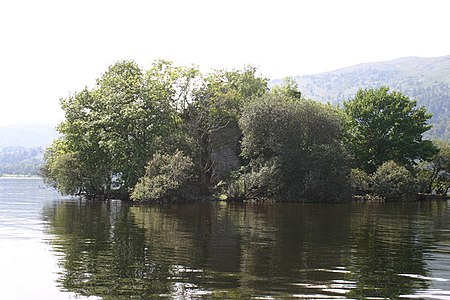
[43,200,448,299]
[43,200,172,299]
[346,202,431,298]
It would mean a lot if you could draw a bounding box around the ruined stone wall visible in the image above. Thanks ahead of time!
[210,121,241,183]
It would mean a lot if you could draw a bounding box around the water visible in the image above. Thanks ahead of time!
[1,178,450,299]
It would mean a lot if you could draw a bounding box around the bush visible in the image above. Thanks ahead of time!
[239,94,351,201]
[372,161,418,201]
[349,168,372,195]
[131,150,195,202]
[219,159,281,200]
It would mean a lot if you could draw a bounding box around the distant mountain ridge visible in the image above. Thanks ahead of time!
[273,55,450,140]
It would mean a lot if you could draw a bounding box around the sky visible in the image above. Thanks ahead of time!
[1,0,449,127]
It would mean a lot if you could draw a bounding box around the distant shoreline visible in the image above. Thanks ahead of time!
[0,175,41,179]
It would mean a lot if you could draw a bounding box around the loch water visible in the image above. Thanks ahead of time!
[1,178,450,299]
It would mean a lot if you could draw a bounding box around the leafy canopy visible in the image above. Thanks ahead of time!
[343,87,436,173]
[131,150,195,202]
[44,60,196,198]
[372,161,418,201]
[417,140,450,196]
[239,94,350,201]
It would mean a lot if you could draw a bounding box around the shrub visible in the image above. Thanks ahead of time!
[220,159,281,200]
[372,161,418,201]
[131,150,195,202]
[349,168,372,195]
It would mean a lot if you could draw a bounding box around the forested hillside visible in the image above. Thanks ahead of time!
[0,124,57,175]
[0,146,44,175]
[279,56,450,140]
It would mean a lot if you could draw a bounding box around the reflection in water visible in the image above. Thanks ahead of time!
[0,178,88,300]
[43,200,450,299]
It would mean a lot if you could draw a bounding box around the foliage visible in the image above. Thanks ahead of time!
[131,150,195,202]
[42,139,110,197]
[286,56,450,141]
[270,77,302,100]
[42,58,439,203]
[372,161,418,201]
[184,66,268,193]
[344,87,436,173]
[221,159,282,200]
[42,60,269,200]
[239,94,350,201]
[198,66,268,118]
[41,150,83,196]
[417,140,450,196]
[348,168,372,195]
[42,60,197,199]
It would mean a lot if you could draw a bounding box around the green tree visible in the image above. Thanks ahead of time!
[42,60,268,200]
[270,77,302,100]
[198,66,268,118]
[42,60,197,199]
[417,140,450,196]
[239,94,350,201]
[43,88,114,198]
[343,87,436,173]
[42,146,110,197]
[185,66,268,193]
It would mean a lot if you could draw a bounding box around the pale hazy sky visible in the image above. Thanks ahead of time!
[1,0,449,126]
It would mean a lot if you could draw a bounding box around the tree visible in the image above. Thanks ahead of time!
[239,94,350,201]
[184,66,268,193]
[417,140,450,196]
[343,87,436,173]
[270,77,302,100]
[42,145,99,197]
[42,60,197,199]
[42,60,269,200]
[43,88,115,198]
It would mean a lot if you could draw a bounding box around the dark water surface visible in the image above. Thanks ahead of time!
[1,178,450,299]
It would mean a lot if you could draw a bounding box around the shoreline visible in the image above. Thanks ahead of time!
[0,175,41,179]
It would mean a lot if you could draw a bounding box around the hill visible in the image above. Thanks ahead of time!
[0,146,44,175]
[276,56,450,140]
[0,123,58,175]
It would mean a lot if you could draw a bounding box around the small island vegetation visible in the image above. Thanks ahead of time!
[41,60,450,202]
